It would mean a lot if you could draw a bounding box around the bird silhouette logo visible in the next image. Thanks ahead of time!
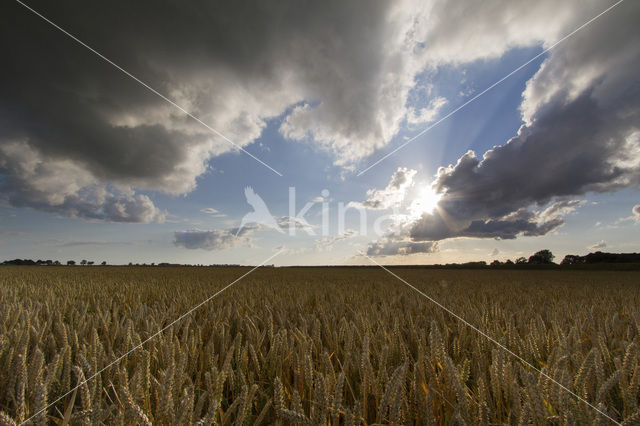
[235,187,284,236]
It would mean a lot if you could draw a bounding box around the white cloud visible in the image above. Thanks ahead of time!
[616,204,640,224]
[350,167,417,210]
[315,230,358,251]
[407,97,448,124]
[277,216,317,231]
[0,141,164,223]
[201,208,226,217]
[589,240,607,250]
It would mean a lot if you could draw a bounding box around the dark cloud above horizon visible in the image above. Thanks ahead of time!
[408,1,640,244]
[358,0,640,253]
[0,0,428,221]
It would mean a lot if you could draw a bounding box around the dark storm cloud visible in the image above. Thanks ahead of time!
[410,89,638,242]
[459,215,563,239]
[432,94,633,217]
[0,0,430,221]
[409,1,640,243]
[409,204,568,242]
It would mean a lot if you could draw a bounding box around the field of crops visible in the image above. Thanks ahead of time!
[0,266,639,425]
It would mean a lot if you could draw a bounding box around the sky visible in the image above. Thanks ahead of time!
[1,0,639,265]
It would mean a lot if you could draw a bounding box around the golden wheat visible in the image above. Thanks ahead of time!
[0,266,639,424]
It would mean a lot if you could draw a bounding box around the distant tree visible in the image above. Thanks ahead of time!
[561,254,583,265]
[2,259,36,265]
[81,259,87,266]
[490,260,502,267]
[528,249,555,265]
[583,252,640,264]
[45,259,53,265]
[67,260,76,265]
[87,261,94,265]
[504,259,514,265]
[101,261,107,266]
[515,257,527,265]
[54,260,61,265]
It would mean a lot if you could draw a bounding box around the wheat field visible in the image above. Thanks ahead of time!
[0,266,639,425]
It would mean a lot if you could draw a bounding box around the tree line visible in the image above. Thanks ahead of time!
[1,259,107,266]
[2,250,639,268]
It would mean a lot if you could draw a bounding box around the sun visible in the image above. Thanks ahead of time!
[409,186,441,218]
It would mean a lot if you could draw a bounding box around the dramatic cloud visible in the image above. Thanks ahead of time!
[354,0,639,256]
[408,1,639,244]
[411,200,583,241]
[276,0,619,161]
[589,240,607,250]
[351,167,417,210]
[0,0,439,217]
[0,141,164,223]
[367,239,438,257]
[2,0,638,226]
[361,182,583,257]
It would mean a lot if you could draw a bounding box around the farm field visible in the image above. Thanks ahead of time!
[1,266,639,425]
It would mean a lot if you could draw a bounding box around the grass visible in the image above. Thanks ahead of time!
[0,266,639,424]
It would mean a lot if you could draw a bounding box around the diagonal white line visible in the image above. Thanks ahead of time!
[20,249,284,426]
[357,0,626,177]
[360,252,621,425]
[14,0,283,177]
